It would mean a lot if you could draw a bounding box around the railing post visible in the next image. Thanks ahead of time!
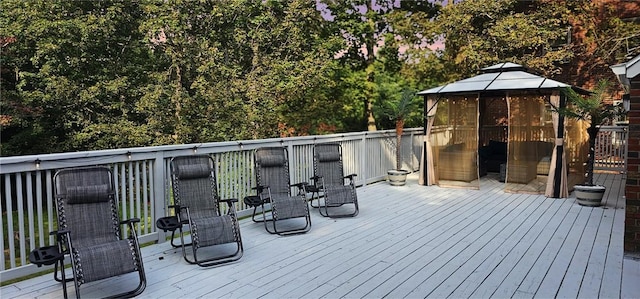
[153,152,168,243]
[360,133,367,186]
[285,141,296,191]
[410,130,415,170]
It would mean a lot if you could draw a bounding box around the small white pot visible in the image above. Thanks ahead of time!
[387,169,410,186]
[574,185,606,207]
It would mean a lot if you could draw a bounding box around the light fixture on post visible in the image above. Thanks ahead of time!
[127,151,132,160]
[35,159,41,170]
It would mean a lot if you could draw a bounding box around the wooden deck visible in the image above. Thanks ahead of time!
[3,172,640,298]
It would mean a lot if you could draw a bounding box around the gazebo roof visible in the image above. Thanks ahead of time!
[417,62,572,95]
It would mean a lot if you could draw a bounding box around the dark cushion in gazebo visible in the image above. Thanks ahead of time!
[479,140,507,173]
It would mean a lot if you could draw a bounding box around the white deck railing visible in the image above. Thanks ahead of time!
[595,125,628,172]
[0,128,424,280]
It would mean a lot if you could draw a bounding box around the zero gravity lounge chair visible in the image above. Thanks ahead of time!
[29,166,146,298]
[249,147,311,235]
[309,143,359,217]
[157,155,243,267]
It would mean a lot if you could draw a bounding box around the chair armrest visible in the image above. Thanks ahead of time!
[220,198,238,209]
[292,182,308,195]
[345,174,357,180]
[252,185,268,193]
[219,198,238,214]
[167,204,188,219]
[310,175,323,182]
[292,182,308,188]
[307,176,322,192]
[120,218,141,225]
[168,204,183,210]
[121,218,141,234]
[49,230,66,236]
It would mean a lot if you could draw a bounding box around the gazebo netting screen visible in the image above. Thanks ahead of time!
[429,95,480,189]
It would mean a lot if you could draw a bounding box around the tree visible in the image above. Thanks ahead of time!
[377,86,419,171]
[554,0,640,88]
[139,0,339,142]
[1,0,342,155]
[426,0,640,85]
[1,0,152,155]
[430,0,573,79]
[319,0,439,131]
[560,80,625,186]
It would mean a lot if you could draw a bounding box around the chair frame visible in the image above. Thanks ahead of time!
[40,166,147,299]
[251,147,312,235]
[309,143,359,218]
[161,155,243,267]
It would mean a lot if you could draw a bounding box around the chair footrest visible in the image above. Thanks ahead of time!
[156,216,181,232]
[244,196,263,207]
[29,246,63,267]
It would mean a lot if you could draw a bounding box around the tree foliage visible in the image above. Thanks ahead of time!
[1,1,151,154]
[0,0,637,156]
[427,0,639,84]
[318,0,439,131]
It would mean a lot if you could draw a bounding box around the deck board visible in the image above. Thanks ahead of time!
[2,172,638,299]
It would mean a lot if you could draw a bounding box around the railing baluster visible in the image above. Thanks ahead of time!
[142,161,149,235]
[36,172,44,247]
[46,170,54,245]
[1,175,7,270]
[16,174,26,266]
[26,173,35,256]
[119,164,127,238]
[135,161,141,236]
[5,173,15,268]
[128,161,135,233]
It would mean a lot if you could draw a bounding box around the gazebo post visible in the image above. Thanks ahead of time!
[419,95,428,185]
[552,94,566,198]
[545,91,569,198]
[419,95,439,186]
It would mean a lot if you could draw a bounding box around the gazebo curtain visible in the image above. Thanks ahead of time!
[429,95,479,189]
[505,93,554,193]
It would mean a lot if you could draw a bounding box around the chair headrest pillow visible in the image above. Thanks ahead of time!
[317,151,341,162]
[66,184,112,204]
[176,163,211,179]
[259,154,286,167]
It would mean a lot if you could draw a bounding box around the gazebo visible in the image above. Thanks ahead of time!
[417,62,589,198]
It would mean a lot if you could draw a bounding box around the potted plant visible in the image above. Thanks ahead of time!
[379,88,418,186]
[560,80,626,206]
